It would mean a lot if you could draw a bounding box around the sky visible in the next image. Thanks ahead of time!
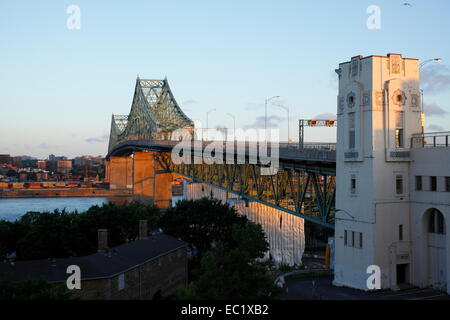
[1,0,450,158]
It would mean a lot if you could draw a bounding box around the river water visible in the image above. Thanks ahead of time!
[0,197,131,222]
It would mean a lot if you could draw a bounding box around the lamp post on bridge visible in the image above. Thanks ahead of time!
[419,58,442,134]
[265,96,280,141]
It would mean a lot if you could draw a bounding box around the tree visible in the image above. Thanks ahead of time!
[160,197,248,260]
[0,278,75,300]
[179,223,280,300]
[5,201,161,260]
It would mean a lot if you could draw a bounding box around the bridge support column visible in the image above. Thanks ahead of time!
[133,151,174,208]
[107,156,133,190]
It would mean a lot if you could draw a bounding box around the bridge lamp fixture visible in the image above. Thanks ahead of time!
[419,58,442,69]
[419,58,442,133]
[335,209,355,220]
[265,96,281,140]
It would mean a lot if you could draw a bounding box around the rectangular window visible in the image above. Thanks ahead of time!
[349,114,355,149]
[399,224,403,241]
[350,174,356,194]
[445,177,450,192]
[430,176,437,191]
[359,232,363,248]
[118,273,125,291]
[396,175,403,195]
[395,129,404,148]
[395,111,404,148]
[344,230,363,248]
[416,176,422,191]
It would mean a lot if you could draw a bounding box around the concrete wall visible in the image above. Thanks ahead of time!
[410,147,450,294]
[185,182,305,266]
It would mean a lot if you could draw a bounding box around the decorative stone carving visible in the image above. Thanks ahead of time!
[347,92,356,108]
[352,58,359,77]
[410,94,420,108]
[363,92,370,106]
[392,89,407,106]
[390,55,401,74]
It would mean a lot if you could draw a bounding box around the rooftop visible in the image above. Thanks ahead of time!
[0,233,187,283]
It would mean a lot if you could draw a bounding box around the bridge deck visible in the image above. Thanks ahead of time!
[106,139,336,173]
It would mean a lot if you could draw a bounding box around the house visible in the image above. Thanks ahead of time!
[0,220,188,299]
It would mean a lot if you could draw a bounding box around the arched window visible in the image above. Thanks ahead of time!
[428,208,445,234]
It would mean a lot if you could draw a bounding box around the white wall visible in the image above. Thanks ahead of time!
[185,182,305,266]
[410,147,450,294]
[335,54,421,291]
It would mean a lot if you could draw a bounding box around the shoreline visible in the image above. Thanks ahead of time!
[0,188,131,198]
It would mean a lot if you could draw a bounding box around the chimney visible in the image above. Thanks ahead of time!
[139,220,148,239]
[98,229,108,251]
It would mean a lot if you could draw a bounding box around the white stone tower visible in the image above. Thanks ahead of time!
[334,54,422,290]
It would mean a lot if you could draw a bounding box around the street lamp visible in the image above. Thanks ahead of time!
[419,58,442,69]
[276,105,290,144]
[419,58,442,134]
[265,96,281,133]
[206,108,216,141]
[264,96,280,142]
[226,113,236,141]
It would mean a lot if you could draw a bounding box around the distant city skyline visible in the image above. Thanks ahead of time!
[1,0,450,158]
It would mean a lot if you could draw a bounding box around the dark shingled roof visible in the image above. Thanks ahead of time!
[0,233,187,283]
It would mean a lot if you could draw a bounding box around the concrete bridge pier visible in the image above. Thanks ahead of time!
[105,156,133,191]
[106,152,176,208]
[133,151,174,208]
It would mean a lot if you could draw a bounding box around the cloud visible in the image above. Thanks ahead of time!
[182,99,199,105]
[245,102,264,111]
[423,103,448,117]
[427,124,444,132]
[314,112,337,120]
[243,115,285,129]
[421,64,450,94]
[85,134,109,143]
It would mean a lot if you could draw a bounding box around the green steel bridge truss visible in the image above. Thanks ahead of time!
[108,78,194,152]
[154,152,336,229]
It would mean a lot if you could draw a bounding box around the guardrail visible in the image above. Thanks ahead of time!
[109,139,337,162]
[411,132,450,148]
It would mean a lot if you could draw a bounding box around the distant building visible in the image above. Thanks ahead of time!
[37,160,47,170]
[0,154,12,165]
[0,221,188,300]
[12,157,22,168]
[36,171,48,181]
[18,172,27,182]
[57,160,72,175]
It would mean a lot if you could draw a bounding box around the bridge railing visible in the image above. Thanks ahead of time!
[130,139,337,162]
[411,132,450,148]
